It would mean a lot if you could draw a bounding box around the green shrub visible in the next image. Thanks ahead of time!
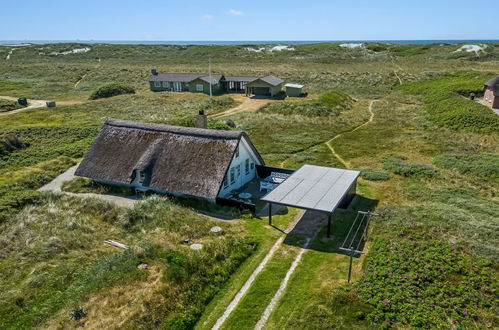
[433,153,499,179]
[89,83,135,100]
[360,169,390,181]
[0,99,23,113]
[383,156,437,178]
[0,134,28,156]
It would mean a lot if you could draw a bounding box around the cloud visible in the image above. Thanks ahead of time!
[201,14,214,20]
[228,9,244,16]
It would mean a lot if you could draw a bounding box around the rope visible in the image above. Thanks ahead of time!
[348,213,366,250]
[340,212,361,248]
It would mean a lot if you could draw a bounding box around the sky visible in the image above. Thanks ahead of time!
[0,0,498,41]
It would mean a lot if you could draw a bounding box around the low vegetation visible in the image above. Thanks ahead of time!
[259,89,354,117]
[89,83,135,99]
[0,99,23,112]
[396,73,499,132]
[433,153,499,179]
[382,156,437,178]
[354,238,496,328]
[61,177,135,196]
[0,156,76,223]
[360,169,390,181]
[0,194,258,329]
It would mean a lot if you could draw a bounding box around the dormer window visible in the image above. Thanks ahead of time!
[235,146,240,158]
[134,169,145,185]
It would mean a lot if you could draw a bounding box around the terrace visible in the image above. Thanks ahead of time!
[217,165,295,213]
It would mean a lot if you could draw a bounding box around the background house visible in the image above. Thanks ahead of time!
[147,69,288,97]
[75,118,264,202]
[147,70,222,93]
[483,76,499,109]
[245,75,284,97]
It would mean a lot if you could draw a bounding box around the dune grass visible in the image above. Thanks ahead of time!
[0,194,263,329]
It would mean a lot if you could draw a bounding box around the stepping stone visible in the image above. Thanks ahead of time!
[210,226,222,233]
[190,243,203,250]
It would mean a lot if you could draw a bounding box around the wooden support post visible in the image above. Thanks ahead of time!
[268,203,272,226]
[348,251,354,283]
[327,213,332,238]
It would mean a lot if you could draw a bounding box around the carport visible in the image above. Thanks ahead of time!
[261,165,360,238]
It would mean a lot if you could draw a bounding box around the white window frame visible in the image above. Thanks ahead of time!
[196,84,204,92]
[245,159,250,175]
[230,167,235,184]
[223,175,229,188]
[162,81,169,88]
[235,146,239,158]
[154,81,161,87]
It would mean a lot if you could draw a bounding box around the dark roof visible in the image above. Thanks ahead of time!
[75,119,264,200]
[198,74,224,84]
[147,73,205,83]
[484,76,499,96]
[248,75,284,87]
[223,76,258,83]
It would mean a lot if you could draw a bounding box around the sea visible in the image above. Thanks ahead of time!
[1,40,498,46]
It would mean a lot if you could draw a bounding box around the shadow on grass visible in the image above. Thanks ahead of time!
[282,195,378,255]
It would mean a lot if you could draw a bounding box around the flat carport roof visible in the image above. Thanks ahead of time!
[261,164,360,236]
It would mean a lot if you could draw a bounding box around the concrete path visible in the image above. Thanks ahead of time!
[209,94,273,119]
[38,165,139,208]
[39,165,78,192]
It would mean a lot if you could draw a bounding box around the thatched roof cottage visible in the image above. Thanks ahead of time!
[75,119,264,201]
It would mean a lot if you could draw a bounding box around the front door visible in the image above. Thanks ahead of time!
[173,82,182,92]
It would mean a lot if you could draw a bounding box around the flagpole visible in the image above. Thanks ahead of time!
[209,56,212,98]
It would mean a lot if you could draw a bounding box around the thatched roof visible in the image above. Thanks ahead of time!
[484,76,499,96]
[76,119,264,200]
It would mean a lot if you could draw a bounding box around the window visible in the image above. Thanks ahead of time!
[251,163,255,169]
[154,81,161,87]
[230,167,235,184]
[162,81,169,88]
[235,146,239,158]
[245,159,250,174]
[223,175,229,188]
[196,84,204,92]
[236,165,241,178]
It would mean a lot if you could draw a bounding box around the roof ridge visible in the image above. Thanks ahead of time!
[105,118,243,139]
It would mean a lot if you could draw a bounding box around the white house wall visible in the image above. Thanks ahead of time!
[218,136,262,197]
